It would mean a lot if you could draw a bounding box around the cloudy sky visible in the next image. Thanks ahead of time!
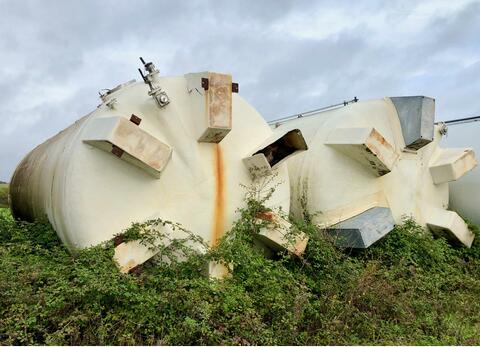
[0,0,479,181]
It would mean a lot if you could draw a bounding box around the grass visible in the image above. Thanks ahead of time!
[0,200,479,345]
[0,184,8,208]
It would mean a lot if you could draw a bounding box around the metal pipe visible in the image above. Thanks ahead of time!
[267,97,359,125]
[443,116,480,125]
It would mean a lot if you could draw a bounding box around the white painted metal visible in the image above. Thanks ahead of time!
[254,211,308,256]
[275,97,476,247]
[10,72,303,263]
[442,120,480,224]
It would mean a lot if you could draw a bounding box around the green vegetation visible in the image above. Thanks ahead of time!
[0,184,8,208]
[0,199,479,345]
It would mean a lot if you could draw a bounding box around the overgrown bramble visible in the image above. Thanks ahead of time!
[0,182,479,345]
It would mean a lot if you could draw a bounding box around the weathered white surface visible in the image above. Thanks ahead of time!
[207,261,232,279]
[426,208,474,248]
[114,240,160,273]
[429,148,477,184]
[275,97,476,247]
[325,127,398,176]
[10,73,299,261]
[255,211,308,256]
[442,121,480,224]
[83,116,173,178]
[185,72,232,143]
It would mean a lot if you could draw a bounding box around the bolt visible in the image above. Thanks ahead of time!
[159,94,169,104]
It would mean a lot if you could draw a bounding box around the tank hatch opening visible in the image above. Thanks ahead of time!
[243,129,308,178]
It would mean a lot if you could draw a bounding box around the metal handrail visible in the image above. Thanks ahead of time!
[442,116,480,125]
[267,97,359,125]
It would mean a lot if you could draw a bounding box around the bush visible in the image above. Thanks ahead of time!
[0,203,479,345]
[0,184,8,208]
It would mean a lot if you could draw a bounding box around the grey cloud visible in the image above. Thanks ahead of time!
[0,0,479,181]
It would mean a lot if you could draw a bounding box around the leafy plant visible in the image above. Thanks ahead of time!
[0,188,479,345]
[0,184,8,208]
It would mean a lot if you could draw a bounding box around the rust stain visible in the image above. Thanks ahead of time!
[370,128,388,146]
[212,144,225,246]
[256,211,275,222]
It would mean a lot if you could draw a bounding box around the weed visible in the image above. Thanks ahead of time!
[0,196,479,345]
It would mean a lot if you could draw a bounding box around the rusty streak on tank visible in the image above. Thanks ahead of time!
[212,143,226,246]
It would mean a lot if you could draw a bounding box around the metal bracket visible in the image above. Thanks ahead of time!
[438,122,448,136]
[201,77,209,90]
[105,98,117,110]
[201,78,239,93]
[130,114,142,126]
[111,145,124,158]
[148,88,170,107]
[138,57,170,108]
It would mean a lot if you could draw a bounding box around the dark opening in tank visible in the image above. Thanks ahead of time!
[255,129,308,167]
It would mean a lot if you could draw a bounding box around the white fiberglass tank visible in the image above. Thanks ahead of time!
[441,117,480,225]
[10,59,307,273]
[275,96,477,248]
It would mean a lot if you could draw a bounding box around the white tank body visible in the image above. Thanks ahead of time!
[10,68,307,264]
[275,97,477,248]
[441,119,480,224]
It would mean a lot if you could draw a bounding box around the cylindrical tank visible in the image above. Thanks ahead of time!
[10,62,307,270]
[275,96,477,248]
[441,118,480,225]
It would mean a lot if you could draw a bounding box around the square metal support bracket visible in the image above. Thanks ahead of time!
[83,116,172,178]
[186,72,234,143]
[254,211,308,256]
[390,96,435,150]
[426,208,475,247]
[327,207,395,248]
[429,148,477,184]
[325,127,399,176]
